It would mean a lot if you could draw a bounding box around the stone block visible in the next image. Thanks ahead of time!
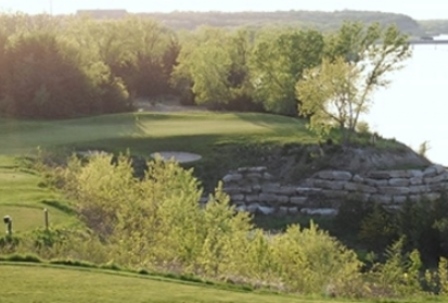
[246,173,263,180]
[301,208,338,216]
[223,173,243,183]
[263,172,275,180]
[261,183,281,194]
[247,203,260,214]
[313,179,346,190]
[248,166,267,173]
[258,206,275,215]
[409,195,422,202]
[296,187,323,195]
[393,196,408,204]
[353,174,364,183]
[408,170,424,178]
[245,195,259,203]
[423,166,437,178]
[370,194,393,204]
[410,177,423,185]
[365,178,388,187]
[388,170,409,178]
[368,171,392,179]
[278,186,297,196]
[231,194,245,202]
[277,195,290,204]
[223,187,242,195]
[322,190,348,198]
[378,187,410,195]
[290,196,308,205]
[409,185,429,194]
[317,170,352,181]
[389,178,410,187]
[259,193,278,203]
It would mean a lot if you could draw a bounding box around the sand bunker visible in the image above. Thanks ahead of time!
[151,152,202,164]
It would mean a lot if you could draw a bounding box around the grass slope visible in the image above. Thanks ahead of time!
[0,263,349,303]
[0,155,77,232]
[0,112,315,156]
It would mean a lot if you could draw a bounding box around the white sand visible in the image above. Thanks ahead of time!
[151,152,202,164]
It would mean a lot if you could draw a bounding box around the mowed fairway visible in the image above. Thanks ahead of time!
[0,112,315,156]
[0,263,352,303]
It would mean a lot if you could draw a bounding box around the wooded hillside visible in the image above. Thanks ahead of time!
[136,10,425,35]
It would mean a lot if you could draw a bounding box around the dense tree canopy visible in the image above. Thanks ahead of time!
[0,14,413,121]
[0,14,178,119]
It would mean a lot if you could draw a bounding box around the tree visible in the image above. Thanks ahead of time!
[250,28,325,116]
[297,22,411,144]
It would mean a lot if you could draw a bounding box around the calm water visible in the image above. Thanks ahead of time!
[365,35,448,165]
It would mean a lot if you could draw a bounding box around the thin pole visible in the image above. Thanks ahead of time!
[44,209,49,230]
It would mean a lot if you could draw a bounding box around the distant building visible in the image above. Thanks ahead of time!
[76,9,128,19]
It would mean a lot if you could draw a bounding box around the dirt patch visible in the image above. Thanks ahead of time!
[151,152,203,164]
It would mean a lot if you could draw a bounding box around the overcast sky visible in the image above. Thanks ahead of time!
[0,0,446,20]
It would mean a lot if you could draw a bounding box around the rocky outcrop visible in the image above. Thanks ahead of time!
[222,164,448,217]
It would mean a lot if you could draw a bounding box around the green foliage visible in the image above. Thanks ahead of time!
[359,205,399,253]
[251,28,325,115]
[297,22,411,144]
[271,222,361,295]
[0,14,180,119]
[418,140,431,157]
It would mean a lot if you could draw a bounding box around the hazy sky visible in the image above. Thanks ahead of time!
[0,0,446,20]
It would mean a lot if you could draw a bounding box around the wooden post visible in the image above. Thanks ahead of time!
[44,208,49,230]
[3,216,12,236]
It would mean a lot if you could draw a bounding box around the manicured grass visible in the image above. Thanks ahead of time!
[0,263,356,303]
[0,112,316,156]
[0,155,77,232]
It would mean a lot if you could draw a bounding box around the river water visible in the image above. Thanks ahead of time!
[365,35,448,165]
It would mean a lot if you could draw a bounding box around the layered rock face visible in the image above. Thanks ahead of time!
[221,165,448,217]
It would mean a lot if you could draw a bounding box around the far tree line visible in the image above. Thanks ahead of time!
[0,13,411,141]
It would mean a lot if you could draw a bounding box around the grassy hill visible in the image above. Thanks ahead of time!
[0,262,429,303]
[134,10,425,35]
